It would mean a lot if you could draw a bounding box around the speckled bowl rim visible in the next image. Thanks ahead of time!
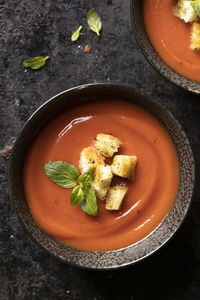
[130,0,200,94]
[8,83,195,270]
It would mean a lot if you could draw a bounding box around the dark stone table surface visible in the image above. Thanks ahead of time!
[1,1,200,299]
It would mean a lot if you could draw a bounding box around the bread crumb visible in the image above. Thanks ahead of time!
[84,45,91,53]
[79,147,105,174]
[190,22,200,50]
[94,133,122,157]
[106,185,128,210]
[92,165,113,201]
[111,155,137,180]
[174,0,198,23]
[0,145,13,159]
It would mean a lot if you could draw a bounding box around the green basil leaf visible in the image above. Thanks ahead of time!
[70,185,84,205]
[71,25,82,42]
[23,56,49,70]
[87,9,102,36]
[191,0,200,17]
[81,187,98,216]
[78,171,93,187]
[44,161,80,188]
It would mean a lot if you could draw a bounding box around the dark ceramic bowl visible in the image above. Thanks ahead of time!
[131,0,200,94]
[9,84,194,269]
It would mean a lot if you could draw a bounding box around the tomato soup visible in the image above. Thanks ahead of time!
[143,0,200,82]
[24,100,179,251]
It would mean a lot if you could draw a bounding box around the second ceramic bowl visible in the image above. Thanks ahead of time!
[131,0,200,94]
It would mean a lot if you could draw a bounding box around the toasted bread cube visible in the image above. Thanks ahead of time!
[190,22,200,50]
[92,165,113,201]
[94,133,122,158]
[111,155,137,180]
[174,0,198,23]
[106,185,128,210]
[79,147,105,174]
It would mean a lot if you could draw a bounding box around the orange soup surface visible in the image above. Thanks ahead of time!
[24,100,179,251]
[143,0,200,82]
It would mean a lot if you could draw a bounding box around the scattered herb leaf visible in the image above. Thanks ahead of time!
[23,56,49,70]
[191,0,200,17]
[71,25,83,42]
[81,187,98,216]
[44,161,80,188]
[71,185,84,205]
[87,9,102,36]
[44,161,98,216]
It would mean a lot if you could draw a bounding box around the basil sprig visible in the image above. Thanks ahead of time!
[78,171,93,187]
[87,9,102,36]
[44,161,80,188]
[71,185,84,205]
[44,161,97,216]
[23,56,49,70]
[71,171,97,215]
[71,25,83,42]
[81,187,98,217]
[191,0,200,17]
[71,171,93,205]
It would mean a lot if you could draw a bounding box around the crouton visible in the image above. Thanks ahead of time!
[190,22,200,50]
[174,0,198,23]
[94,133,122,158]
[106,185,128,210]
[79,147,105,174]
[92,165,113,201]
[111,155,137,180]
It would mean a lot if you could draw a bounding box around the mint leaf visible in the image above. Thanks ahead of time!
[87,9,102,36]
[23,56,49,70]
[78,171,93,187]
[44,161,80,188]
[71,25,82,42]
[191,1,200,17]
[71,185,84,205]
[81,187,98,216]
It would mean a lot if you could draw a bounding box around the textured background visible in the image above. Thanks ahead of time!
[1,0,200,299]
